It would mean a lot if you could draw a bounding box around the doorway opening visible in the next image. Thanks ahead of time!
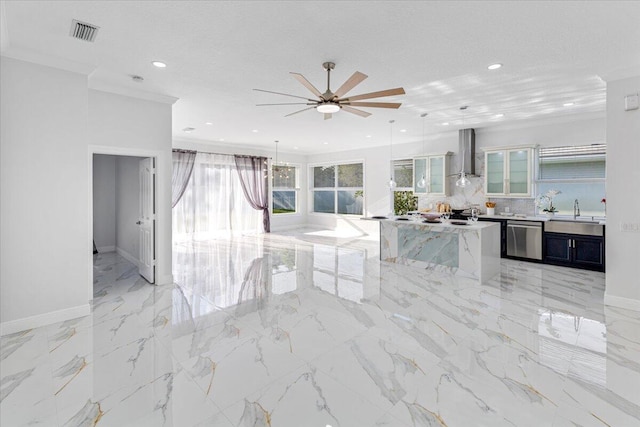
[92,153,156,299]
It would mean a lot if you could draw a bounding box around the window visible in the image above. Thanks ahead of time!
[312,162,364,215]
[272,164,298,214]
[536,144,606,216]
[393,159,413,189]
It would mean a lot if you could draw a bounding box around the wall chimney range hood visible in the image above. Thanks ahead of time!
[458,128,476,176]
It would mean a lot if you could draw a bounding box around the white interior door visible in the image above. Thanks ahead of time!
[138,157,155,283]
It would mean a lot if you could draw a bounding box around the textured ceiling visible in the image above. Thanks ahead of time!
[2,1,639,154]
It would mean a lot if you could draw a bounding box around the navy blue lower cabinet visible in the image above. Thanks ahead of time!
[543,232,605,272]
[544,233,572,263]
[573,235,605,271]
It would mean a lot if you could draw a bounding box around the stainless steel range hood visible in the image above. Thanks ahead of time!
[458,128,477,176]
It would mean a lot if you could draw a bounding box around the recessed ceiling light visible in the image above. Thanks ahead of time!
[182,127,195,133]
[493,113,504,118]
[323,142,329,145]
[442,122,450,126]
[219,138,224,142]
[487,63,502,70]
[400,129,407,133]
[252,129,258,133]
[205,122,213,125]
[365,135,372,138]
[293,146,299,150]
[151,61,167,68]
[563,102,575,107]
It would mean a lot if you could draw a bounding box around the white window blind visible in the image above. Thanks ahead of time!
[538,144,606,180]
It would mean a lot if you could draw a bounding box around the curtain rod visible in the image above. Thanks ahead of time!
[173,148,272,159]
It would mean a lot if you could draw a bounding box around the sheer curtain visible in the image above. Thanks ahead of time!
[234,155,270,232]
[172,153,262,241]
[171,149,196,208]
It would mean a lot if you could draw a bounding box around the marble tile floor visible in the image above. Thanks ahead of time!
[1,228,639,426]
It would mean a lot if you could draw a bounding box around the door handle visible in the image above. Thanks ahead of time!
[136,221,142,225]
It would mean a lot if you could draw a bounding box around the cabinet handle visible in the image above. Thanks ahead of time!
[568,240,572,249]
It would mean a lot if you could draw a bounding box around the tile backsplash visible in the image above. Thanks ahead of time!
[416,151,536,216]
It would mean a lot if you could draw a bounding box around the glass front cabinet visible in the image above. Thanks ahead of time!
[484,147,533,197]
[413,152,452,196]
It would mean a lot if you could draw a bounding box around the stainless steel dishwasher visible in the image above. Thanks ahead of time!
[507,220,543,260]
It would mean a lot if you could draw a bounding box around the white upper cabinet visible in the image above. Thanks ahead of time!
[484,147,533,197]
[414,152,452,196]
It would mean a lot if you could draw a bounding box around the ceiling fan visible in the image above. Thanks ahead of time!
[254,62,405,120]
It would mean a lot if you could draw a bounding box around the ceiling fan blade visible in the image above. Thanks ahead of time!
[256,102,313,106]
[346,101,402,109]
[333,71,368,98]
[290,72,323,98]
[337,87,406,102]
[341,105,371,118]
[324,113,332,120]
[285,106,316,117]
[253,88,315,101]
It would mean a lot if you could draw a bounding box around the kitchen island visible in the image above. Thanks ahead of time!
[378,219,501,282]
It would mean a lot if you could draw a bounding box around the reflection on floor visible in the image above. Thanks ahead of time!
[1,229,639,426]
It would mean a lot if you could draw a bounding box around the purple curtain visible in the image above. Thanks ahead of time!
[234,155,270,232]
[171,149,196,208]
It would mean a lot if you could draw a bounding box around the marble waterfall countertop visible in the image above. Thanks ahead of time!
[378,219,501,282]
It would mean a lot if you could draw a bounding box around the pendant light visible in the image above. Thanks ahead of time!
[388,120,397,189]
[417,113,428,188]
[455,106,471,188]
[273,140,281,180]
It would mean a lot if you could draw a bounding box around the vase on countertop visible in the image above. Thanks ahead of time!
[545,212,555,218]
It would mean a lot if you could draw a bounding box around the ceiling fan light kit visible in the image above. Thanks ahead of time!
[255,61,405,119]
[316,103,340,114]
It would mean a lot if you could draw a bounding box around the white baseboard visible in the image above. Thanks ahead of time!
[156,274,174,285]
[270,223,307,232]
[116,246,140,268]
[97,245,115,253]
[604,293,640,312]
[1,304,90,336]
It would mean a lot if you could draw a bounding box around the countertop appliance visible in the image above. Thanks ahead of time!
[507,220,543,260]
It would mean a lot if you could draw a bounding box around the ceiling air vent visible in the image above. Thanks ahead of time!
[70,20,99,42]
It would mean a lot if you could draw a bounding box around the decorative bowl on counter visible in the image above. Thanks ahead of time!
[421,212,442,220]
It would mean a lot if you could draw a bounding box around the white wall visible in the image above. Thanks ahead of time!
[1,57,90,331]
[93,155,116,251]
[115,156,142,261]
[89,89,174,285]
[605,75,640,311]
[173,138,308,231]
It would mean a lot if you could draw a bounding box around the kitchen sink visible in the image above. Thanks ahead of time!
[546,219,604,236]
[549,218,603,224]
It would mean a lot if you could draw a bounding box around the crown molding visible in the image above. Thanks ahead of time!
[89,78,180,105]
[172,136,278,155]
[89,79,179,105]
[1,46,96,75]
[598,66,640,83]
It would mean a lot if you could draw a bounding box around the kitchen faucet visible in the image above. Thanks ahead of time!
[574,199,580,219]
